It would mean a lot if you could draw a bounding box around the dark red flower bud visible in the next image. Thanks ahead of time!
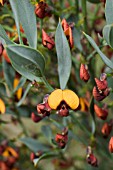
[109,137,113,153]
[42,29,55,50]
[93,86,109,101]
[55,128,68,149]
[94,104,108,120]
[95,78,108,91]
[86,146,98,167]
[80,64,90,82]
[61,19,74,49]
[101,122,112,138]
[86,154,98,167]
[31,112,42,123]
[35,1,51,19]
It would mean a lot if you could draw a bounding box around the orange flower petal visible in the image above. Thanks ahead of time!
[48,89,63,109]
[0,0,4,5]
[3,146,18,158]
[14,78,22,100]
[0,98,5,114]
[63,89,79,110]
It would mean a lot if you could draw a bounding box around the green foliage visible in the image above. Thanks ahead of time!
[55,21,71,89]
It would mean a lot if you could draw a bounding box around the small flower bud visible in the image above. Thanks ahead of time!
[86,154,98,167]
[93,86,109,101]
[55,128,68,149]
[95,78,108,91]
[61,19,74,48]
[31,112,42,123]
[35,1,51,19]
[101,122,112,138]
[80,64,90,82]
[42,29,55,50]
[109,137,113,153]
[86,146,98,167]
[94,104,108,120]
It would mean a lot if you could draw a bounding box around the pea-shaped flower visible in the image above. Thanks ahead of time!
[48,89,79,117]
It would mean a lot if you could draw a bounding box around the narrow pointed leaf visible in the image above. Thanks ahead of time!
[17,0,37,48]
[103,24,113,48]
[0,24,13,45]
[6,45,45,82]
[9,0,22,44]
[20,137,50,152]
[105,0,113,24]
[84,32,113,70]
[55,21,71,89]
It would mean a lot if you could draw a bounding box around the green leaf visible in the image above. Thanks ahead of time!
[105,0,113,24]
[55,21,72,89]
[103,24,113,48]
[17,83,31,107]
[84,32,113,70]
[0,83,7,97]
[33,151,58,166]
[73,27,83,52]
[9,0,22,44]
[41,125,52,143]
[6,45,45,82]
[0,24,13,45]
[20,137,50,152]
[2,58,15,90]
[17,0,37,48]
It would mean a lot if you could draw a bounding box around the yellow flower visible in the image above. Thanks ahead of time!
[0,0,4,5]
[2,146,18,158]
[0,98,5,114]
[13,78,22,100]
[48,89,79,110]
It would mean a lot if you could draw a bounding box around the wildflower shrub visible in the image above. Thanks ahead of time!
[0,0,113,169]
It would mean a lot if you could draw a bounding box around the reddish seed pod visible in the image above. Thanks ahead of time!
[31,112,42,123]
[109,137,113,153]
[101,122,112,138]
[95,78,108,91]
[94,104,108,120]
[42,29,55,50]
[80,64,90,82]
[93,86,108,101]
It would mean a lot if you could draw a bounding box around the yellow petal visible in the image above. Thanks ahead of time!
[14,78,22,100]
[79,98,85,111]
[0,98,5,114]
[48,89,63,109]
[3,147,18,158]
[0,0,3,5]
[63,89,79,110]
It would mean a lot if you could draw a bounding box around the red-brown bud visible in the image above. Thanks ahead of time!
[61,19,74,49]
[86,154,98,167]
[109,137,113,153]
[55,128,68,149]
[93,86,109,101]
[35,1,51,19]
[31,112,42,123]
[42,29,55,50]
[80,64,90,82]
[101,122,112,138]
[95,78,108,91]
[94,104,108,120]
